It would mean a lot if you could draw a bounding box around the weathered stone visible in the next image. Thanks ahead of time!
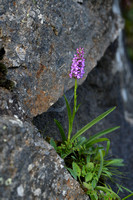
[0,0,123,118]
[0,116,89,200]
[1,0,132,199]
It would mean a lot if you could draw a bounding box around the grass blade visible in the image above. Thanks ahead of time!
[86,138,110,147]
[71,107,117,142]
[98,149,103,179]
[105,159,124,167]
[85,126,120,146]
[122,193,133,200]
[76,103,80,113]
[120,185,133,194]
[54,119,66,143]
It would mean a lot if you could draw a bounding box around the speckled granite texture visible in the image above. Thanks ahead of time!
[0,0,123,118]
[0,116,89,200]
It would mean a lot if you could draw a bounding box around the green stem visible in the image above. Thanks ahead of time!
[67,79,77,142]
[73,78,77,120]
[78,176,82,185]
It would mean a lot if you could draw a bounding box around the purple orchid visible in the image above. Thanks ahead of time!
[69,48,85,79]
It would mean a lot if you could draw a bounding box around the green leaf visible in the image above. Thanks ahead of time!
[67,167,77,180]
[119,185,133,194]
[72,162,81,177]
[50,138,57,150]
[77,136,87,146]
[85,126,120,147]
[95,186,121,199]
[90,191,98,200]
[86,155,90,163]
[105,140,110,156]
[102,168,112,178]
[83,182,93,190]
[98,149,103,179]
[122,193,133,200]
[86,162,94,171]
[54,119,66,143]
[73,137,87,151]
[85,172,93,182]
[76,103,80,113]
[71,107,117,142]
[86,137,109,147]
[81,165,86,177]
[91,179,97,189]
[61,149,73,159]
[105,159,124,167]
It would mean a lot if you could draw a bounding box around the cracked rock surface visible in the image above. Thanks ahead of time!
[0,116,89,200]
[0,0,123,118]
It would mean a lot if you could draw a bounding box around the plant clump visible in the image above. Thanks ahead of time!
[47,48,133,200]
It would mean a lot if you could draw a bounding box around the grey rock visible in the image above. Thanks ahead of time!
[0,0,124,118]
[1,0,131,199]
[0,116,89,200]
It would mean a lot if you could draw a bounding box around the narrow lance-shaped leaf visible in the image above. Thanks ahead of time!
[85,126,120,147]
[95,186,121,199]
[122,193,133,200]
[54,119,66,143]
[98,149,103,179]
[120,185,133,194]
[71,107,117,142]
[76,103,80,113]
[86,138,110,147]
[105,159,124,167]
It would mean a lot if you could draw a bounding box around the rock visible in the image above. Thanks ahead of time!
[0,116,89,200]
[1,0,131,199]
[0,0,123,118]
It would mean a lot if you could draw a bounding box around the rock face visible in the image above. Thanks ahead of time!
[0,0,123,118]
[1,0,132,199]
[0,116,89,200]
